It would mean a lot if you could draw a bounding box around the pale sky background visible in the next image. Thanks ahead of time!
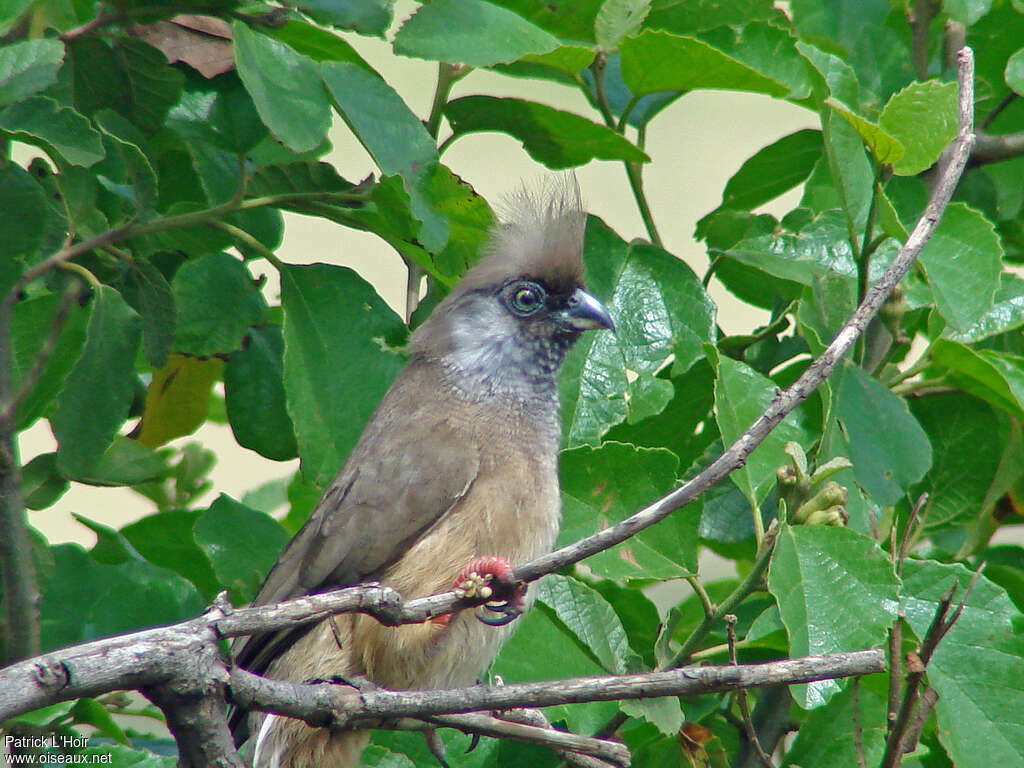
[19,11,817,547]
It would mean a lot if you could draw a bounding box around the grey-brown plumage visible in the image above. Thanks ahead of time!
[231,179,614,768]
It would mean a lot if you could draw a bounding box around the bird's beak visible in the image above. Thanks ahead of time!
[557,288,616,333]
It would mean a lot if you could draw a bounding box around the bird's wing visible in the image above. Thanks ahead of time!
[231,373,481,676]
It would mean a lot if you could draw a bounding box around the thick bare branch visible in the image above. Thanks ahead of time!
[227,651,884,729]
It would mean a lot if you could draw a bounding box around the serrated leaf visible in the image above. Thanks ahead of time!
[0,38,64,106]
[120,509,220,600]
[171,252,268,356]
[444,96,649,169]
[294,0,393,36]
[946,273,1024,343]
[595,0,650,50]
[559,443,698,580]
[826,97,905,165]
[709,348,810,508]
[93,108,158,211]
[9,291,89,430]
[281,263,407,485]
[879,80,959,176]
[697,22,815,101]
[137,355,223,448]
[40,543,203,650]
[933,340,1024,419]
[74,436,168,487]
[715,128,823,213]
[910,393,1008,529]
[619,30,788,98]
[1008,47,1024,97]
[560,217,716,445]
[120,257,175,367]
[538,575,640,674]
[829,361,932,505]
[918,203,1002,332]
[113,37,184,134]
[0,95,104,166]
[901,560,1024,768]
[224,324,298,461]
[393,0,561,66]
[321,61,447,252]
[233,22,331,153]
[51,286,141,479]
[166,71,268,154]
[768,525,899,708]
[193,495,289,604]
[21,453,69,510]
[0,163,49,261]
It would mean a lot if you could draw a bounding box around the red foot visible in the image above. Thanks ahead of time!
[434,556,526,628]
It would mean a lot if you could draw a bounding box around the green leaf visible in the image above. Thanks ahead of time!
[910,393,1008,529]
[0,38,64,106]
[73,436,168,487]
[443,96,649,169]
[193,495,290,604]
[294,0,394,36]
[697,22,815,101]
[224,324,298,461]
[710,348,810,508]
[768,525,899,708]
[137,355,223,448]
[643,0,776,35]
[9,291,89,430]
[166,72,268,154]
[113,38,184,134]
[714,210,858,290]
[71,698,128,744]
[829,361,932,505]
[321,61,447,252]
[619,30,789,98]
[119,257,175,367]
[393,0,561,66]
[232,22,331,153]
[51,286,141,479]
[265,20,375,69]
[492,596,618,734]
[93,108,158,211]
[826,97,905,165]
[0,95,104,166]
[538,574,639,674]
[945,273,1024,343]
[120,509,220,600]
[559,443,698,580]
[933,340,1024,419]
[40,543,203,650]
[901,560,1024,768]
[879,80,959,176]
[918,203,1002,332]
[281,263,407,485]
[595,0,650,50]
[0,163,49,261]
[1008,47,1024,97]
[714,128,823,213]
[171,252,268,356]
[560,217,716,445]
[21,453,69,511]
[785,675,888,765]
[943,0,994,25]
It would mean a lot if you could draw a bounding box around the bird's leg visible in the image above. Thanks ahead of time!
[423,729,451,768]
[437,555,526,628]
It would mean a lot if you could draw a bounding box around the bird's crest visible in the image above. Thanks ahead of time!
[454,175,587,297]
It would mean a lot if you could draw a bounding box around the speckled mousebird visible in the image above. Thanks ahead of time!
[230,178,615,768]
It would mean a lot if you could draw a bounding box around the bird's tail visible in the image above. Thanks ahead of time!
[249,713,369,768]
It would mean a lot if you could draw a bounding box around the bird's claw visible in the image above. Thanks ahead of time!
[447,555,526,627]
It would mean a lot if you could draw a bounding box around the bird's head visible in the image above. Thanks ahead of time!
[410,178,614,399]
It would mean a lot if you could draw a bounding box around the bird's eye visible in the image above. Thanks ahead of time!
[506,282,545,316]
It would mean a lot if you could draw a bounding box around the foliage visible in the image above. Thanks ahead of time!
[2,0,1024,766]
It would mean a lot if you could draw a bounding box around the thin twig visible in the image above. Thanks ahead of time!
[851,678,868,768]
[897,492,929,577]
[727,615,773,768]
[687,575,716,619]
[886,611,904,734]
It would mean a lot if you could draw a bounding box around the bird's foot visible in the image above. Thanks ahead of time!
[441,555,526,627]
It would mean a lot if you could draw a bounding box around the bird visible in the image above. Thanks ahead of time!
[230,177,615,768]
